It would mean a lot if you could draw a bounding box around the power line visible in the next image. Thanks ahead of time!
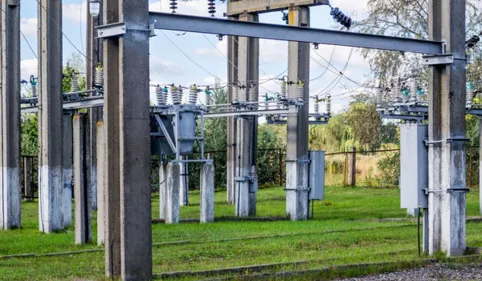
[318,48,354,97]
[20,31,38,59]
[309,46,336,82]
[79,0,84,52]
[35,0,92,62]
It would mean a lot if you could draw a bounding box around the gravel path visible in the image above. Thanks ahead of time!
[338,264,482,281]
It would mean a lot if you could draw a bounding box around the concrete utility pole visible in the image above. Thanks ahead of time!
[480,119,482,215]
[285,6,310,220]
[235,13,259,217]
[38,0,64,233]
[427,0,467,256]
[226,17,238,204]
[86,2,103,210]
[62,113,73,227]
[103,0,152,279]
[0,0,22,230]
[96,121,105,245]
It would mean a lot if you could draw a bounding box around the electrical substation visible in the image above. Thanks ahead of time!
[0,0,474,280]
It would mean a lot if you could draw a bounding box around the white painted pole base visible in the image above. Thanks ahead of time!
[165,162,180,224]
[200,162,215,223]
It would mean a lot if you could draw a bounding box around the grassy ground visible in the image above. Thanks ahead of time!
[1,185,481,280]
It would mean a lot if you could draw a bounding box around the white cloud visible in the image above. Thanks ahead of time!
[63,1,87,23]
[150,56,184,75]
[21,59,38,80]
[21,18,37,37]
[195,38,227,57]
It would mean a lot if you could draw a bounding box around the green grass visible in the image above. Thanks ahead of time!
[1,185,481,280]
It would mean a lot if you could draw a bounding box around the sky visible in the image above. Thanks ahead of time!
[18,0,372,114]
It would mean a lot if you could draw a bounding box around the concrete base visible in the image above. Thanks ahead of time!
[165,163,180,224]
[200,162,215,223]
[0,168,22,229]
[285,161,309,221]
[38,166,64,233]
[179,157,189,206]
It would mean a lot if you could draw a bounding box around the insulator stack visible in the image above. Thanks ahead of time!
[94,66,103,88]
[314,97,320,114]
[170,0,177,13]
[467,82,474,108]
[401,88,409,103]
[208,0,216,17]
[326,95,332,115]
[233,84,239,103]
[330,7,352,29]
[392,78,401,103]
[297,81,304,100]
[206,86,212,105]
[156,85,166,106]
[71,74,79,92]
[410,81,418,103]
[178,85,184,104]
[30,75,38,97]
[249,84,257,102]
[280,80,287,100]
[171,84,181,105]
[189,84,199,104]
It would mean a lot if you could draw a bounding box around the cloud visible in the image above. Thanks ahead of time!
[21,18,37,37]
[195,38,227,57]
[150,56,184,75]
[21,59,38,80]
[63,1,87,23]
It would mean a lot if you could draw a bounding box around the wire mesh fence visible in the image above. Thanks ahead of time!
[22,146,482,198]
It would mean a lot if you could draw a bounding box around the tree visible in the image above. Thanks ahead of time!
[355,1,482,87]
[346,101,382,151]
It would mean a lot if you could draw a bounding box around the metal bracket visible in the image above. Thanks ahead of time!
[425,188,470,194]
[97,23,156,39]
[424,138,470,145]
[422,54,466,66]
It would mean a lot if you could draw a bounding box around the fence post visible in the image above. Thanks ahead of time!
[23,157,32,201]
[279,149,283,186]
[349,147,357,187]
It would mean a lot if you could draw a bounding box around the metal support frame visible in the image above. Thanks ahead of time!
[148,12,444,54]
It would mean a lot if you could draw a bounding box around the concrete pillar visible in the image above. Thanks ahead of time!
[73,113,92,244]
[38,0,64,233]
[200,162,215,223]
[96,121,105,245]
[87,0,103,211]
[165,162,180,224]
[103,0,152,279]
[0,0,22,230]
[62,113,73,227]
[159,162,167,219]
[179,156,189,206]
[226,17,238,204]
[427,0,467,256]
[235,13,258,217]
[23,158,33,201]
[285,7,310,221]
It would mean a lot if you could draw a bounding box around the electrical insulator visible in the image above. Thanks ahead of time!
[392,78,401,103]
[189,84,199,104]
[326,94,332,115]
[330,7,352,29]
[280,79,287,100]
[208,0,216,17]
[71,73,79,92]
[94,65,103,89]
[467,82,474,108]
[156,85,166,106]
[205,86,212,105]
[30,75,37,97]
[170,0,177,13]
[466,35,480,48]
[410,81,418,103]
[178,85,184,104]
[314,96,320,114]
[163,86,169,104]
[401,88,410,103]
[249,84,257,102]
[171,84,181,105]
[282,11,289,24]
[297,81,304,100]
